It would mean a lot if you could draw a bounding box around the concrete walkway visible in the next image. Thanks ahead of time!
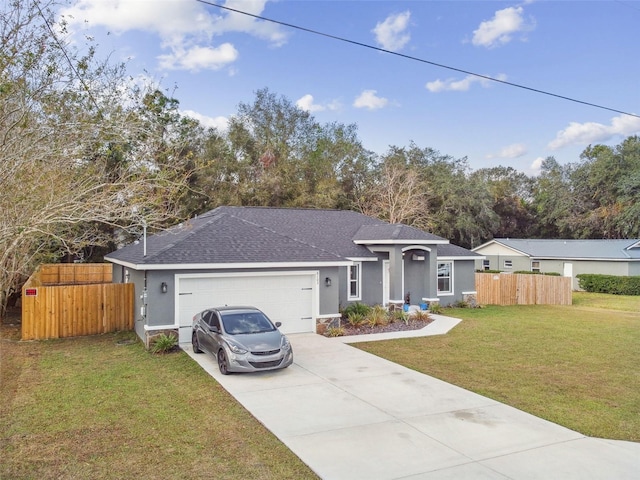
[183,316,640,479]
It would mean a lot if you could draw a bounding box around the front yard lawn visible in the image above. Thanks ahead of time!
[355,292,640,442]
[0,328,318,480]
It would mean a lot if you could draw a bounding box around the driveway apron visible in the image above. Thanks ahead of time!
[183,327,640,480]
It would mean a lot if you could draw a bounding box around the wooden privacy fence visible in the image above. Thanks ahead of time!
[475,273,572,306]
[22,264,134,340]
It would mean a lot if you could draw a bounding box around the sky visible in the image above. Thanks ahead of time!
[56,0,640,175]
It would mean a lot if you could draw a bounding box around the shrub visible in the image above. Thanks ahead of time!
[342,302,371,318]
[413,310,431,322]
[392,309,408,324]
[325,326,345,337]
[577,274,640,295]
[366,305,389,327]
[514,270,561,276]
[150,333,178,354]
[429,303,443,314]
[347,312,366,328]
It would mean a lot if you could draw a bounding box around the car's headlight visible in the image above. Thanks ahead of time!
[225,340,248,355]
[280,335,291,351]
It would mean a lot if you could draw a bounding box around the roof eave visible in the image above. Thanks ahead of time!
[438,255,485,261]
[105,258,353,271]
[354,239,449,245]
[532,256,640,262]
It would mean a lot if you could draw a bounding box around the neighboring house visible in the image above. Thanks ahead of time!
[106,206,481,343]
[472,238,640,290]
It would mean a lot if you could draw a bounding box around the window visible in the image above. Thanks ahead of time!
[437,261,453,295]
[348,262,361,300]
[503,260,513,269]
[482,259,490,271]
[531,260,540,273]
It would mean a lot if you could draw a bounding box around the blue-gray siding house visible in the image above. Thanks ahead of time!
[106,206,481,343]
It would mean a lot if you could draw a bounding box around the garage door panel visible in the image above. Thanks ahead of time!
[177,273,316,341]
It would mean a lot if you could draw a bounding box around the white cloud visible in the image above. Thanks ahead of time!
[181,110,229,131]
[372,11,411,51]
[530,156,544,171]
[486,143,527,159]
[472,6,534,48]
[58,0,286,71]
[158,43,238,71]
[353,90,389,110]
[425,73,507,92]
[296,94,341,113]
[548,114,640,150]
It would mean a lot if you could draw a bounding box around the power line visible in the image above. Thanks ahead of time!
[34,2,102,115]
[196,0,639,120]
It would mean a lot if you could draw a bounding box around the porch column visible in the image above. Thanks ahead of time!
[389,248,404,302]
[427,250,439,299]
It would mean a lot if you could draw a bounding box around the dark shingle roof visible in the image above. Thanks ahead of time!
[437,243,483,258]
[106,207,472,267]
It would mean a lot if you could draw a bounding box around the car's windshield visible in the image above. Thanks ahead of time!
[221,312,276,335]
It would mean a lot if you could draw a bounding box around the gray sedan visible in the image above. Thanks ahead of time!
[191,306,293,375]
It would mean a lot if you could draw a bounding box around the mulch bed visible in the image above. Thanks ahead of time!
[340,316,434,336]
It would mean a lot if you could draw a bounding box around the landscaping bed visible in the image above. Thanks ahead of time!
[325,302,435,337]
[340,315,433,336]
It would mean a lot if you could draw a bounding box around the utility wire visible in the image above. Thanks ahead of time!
[34,2,102,115]
[197,0,639,120]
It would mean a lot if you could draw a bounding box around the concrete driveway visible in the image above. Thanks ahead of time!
[183,317,640,479]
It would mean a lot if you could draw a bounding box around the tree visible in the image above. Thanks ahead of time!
[201,88,372,210]
[471,166,536,239]
[571,136,640,238]
[0,1,192,317]
[530,157,578,238]
[358,158,430,227]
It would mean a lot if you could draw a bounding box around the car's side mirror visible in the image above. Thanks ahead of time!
[209,325,220,333]
[275,321,282,328]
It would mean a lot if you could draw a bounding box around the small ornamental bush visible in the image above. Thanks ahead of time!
[150,333,178,354]
[325,326,345,337]
[347,312,366,327]
[366,305,389,327]
[429,303,443,314]
[342,302,371,318]
[392,309,408,324]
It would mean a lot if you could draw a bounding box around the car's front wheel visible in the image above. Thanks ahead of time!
[192,332,203,353]
[217,349,229,375]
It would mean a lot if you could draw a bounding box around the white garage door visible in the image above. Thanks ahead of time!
[176,272,317,342]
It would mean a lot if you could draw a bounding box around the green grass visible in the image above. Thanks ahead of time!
[571,290,640,312]
[355,293,640,442]
[0,330,318,480]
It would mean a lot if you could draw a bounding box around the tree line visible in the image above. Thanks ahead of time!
[2,1,639,317]
[168,87,640,249]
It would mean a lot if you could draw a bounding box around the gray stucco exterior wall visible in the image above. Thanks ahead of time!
[450,260,477,303]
